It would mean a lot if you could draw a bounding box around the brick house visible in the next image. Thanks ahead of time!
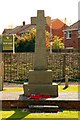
[2,18,68,38]
[2,22,36,35]
[63,20,80,48]
[46,18,68,37]
[46,18,68,43]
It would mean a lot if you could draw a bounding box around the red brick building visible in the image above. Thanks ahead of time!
[63,20,80,48]
[3,18,68,37]
[46,18,68,40]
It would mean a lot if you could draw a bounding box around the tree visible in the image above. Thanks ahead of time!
[15,28,50,52]
[52,35,64,49]
[15,30,64,52]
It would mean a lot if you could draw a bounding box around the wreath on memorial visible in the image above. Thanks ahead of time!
[27,94,51,100]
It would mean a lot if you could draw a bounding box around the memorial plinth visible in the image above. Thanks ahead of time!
[23,10,58,97]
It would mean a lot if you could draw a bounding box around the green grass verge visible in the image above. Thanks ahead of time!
[0,109,79,119]
[3,88,23,92]
[59,86,80,92]
[3,86,80,92]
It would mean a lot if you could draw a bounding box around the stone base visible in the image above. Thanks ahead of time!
[29,70,52,84]
[23,83,58,97]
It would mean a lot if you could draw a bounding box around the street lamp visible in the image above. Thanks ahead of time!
[50,23,52,54]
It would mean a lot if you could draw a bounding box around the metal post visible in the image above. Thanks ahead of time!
[65,75,69,87]
[50,42,52,54]
[50,23,52,54]
[13,34,15,54]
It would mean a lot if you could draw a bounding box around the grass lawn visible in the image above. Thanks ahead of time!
[0,109,79,119]
[3,85,80,92]
[58,85,80,92]
[3,87,23,92]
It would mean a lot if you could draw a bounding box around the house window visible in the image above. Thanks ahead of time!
[66,31,72,39]
[78,30,80,38]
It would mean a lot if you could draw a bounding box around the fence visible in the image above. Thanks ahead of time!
[2,50,80,82]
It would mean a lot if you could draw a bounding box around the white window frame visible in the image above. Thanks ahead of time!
[66,31,72,39]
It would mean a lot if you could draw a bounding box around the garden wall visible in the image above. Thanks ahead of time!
[2,50,80,82]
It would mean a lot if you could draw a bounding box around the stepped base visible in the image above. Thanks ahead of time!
[23,83,58,97]
[29,70,52,84]
[29,105,59,113]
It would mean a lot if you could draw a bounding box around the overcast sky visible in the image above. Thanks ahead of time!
[0,0,80,34]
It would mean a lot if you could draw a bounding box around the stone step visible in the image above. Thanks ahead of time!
[23,84,58,97]
[29,105,59,113]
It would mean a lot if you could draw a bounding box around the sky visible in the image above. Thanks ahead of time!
[0,0,80,34]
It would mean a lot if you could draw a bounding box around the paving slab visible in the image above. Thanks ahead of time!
[0,90,79,101]
[0,83,80,101]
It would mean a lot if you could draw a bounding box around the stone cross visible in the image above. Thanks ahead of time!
[23,10,58,97]
[31,10,48,70]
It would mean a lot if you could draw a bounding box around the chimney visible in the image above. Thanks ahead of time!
[23,21,25,26]
[46,16,51,26]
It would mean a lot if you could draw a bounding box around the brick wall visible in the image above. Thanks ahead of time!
[1,100,80,109]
